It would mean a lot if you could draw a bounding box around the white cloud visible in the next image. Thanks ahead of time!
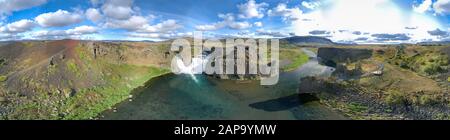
[31,26,98,39]
[0,34,21,40]
[218,13,235,22]
[91,0,181,35]
[413,0,432,13]
[433,0,450,15]
[128,32,192,40]
[101,0,134,20]
[0,0,47,17]
[35,10,83,27]
[104,15,181,33]
[237,0,268,19]
[268,3,303,21]
[0,19,36,40]
[196,13,253,31]
[138,19,182,33]
[254,22,263,27]
[256,29,290,37]
[104,15,148,31]
[86,8,102,22]
[0,19,35,33]
[128,33,161,38]
[229,21,252,30]
[0,0,183,41]
[195,13,230,31]
[66,26,98,35]
[290,0,444,43]
[301,1,320,10]
[196,24,223,31]
[31,30,66,38]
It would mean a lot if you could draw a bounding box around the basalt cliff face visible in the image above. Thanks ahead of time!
[204,46,269,80]
[317,48,373,67]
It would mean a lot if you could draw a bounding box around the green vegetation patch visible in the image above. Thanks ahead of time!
[417,94,441,106]
[61,65,170,120]
[66,59,84,78]
[347,102,368,113]
[75,45,92,62]
[384,90,408,106]
[0,58,6,66]
[280,49,309,71]
[66,59,78,73]
[383,89,445,106]
[0,75,7,82]
[382,47,449,76]
[7,64,170,120]
[22,42,34,48]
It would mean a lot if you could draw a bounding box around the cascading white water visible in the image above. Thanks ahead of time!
[175,54,209,83]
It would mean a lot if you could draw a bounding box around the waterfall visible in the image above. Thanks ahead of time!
[175,54,209,84]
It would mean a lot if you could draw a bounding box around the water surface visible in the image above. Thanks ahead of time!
[101,48,347,120]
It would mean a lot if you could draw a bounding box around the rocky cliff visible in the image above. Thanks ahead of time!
[317,48,373,67]
[0,40,173,119]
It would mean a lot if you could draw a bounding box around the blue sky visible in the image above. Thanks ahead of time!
[0,0,449,43]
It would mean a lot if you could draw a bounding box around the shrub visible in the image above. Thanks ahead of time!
[423,63,442,75]
[0,75,7,82]
[384,90,408,106]
[400,62,409,69]
[0,58,5,65]
[66,60,78,73]
[418,94,440,106]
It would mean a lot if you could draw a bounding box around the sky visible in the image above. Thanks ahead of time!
[0,0,449,44]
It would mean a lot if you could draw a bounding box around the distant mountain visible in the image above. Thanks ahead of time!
[102,40,156,43]
[417,41,450,46]
[282,36,337,46]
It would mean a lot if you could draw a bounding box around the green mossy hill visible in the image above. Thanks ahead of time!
[0,40,172,120]
[375,46,449,76]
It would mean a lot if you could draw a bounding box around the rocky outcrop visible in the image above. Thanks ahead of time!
[332,63,365,80]
[205,46,268,80]
[317,48,372,67]
[86,42,174,67]
[298,77,343,94]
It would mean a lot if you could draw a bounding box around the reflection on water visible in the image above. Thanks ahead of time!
[101,48,347,120]
[249,94,320,112]
[249,94,305,112]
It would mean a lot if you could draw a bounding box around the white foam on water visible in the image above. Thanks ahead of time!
[175,54,210,84]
